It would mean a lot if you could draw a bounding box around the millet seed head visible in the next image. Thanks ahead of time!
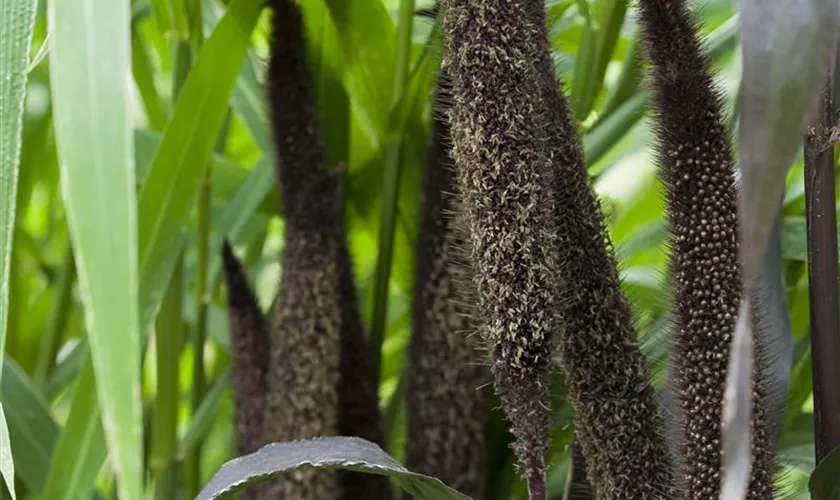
[636,0,778,497]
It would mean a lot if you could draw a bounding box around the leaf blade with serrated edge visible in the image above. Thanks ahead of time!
[196,437,472,500]
[0,0,38,496]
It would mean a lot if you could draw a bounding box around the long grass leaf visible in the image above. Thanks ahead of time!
[47,0,140,497]
[137,0,263,333]
[150,0,189,40]
[40,361,107,500]
[1,358,58,494]
[0,405,13,499]
[150,259,183,500]
[0,0,38,495]
[369,0,416,380]
[43,3,263,496]
[131,30,168,130]
[323,0,395,134]
[0,1,37,359]
[179,369,231,458]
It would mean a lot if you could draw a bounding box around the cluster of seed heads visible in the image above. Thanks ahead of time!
[221,0,389,498]
[217,0,789,498]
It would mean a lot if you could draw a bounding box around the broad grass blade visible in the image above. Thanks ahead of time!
[0,0,38,495]
[47,0,141,497]
[42,2,264,497]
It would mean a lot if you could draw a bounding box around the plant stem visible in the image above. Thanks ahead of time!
[34,243,75,385]
[369,0,415,382]
[187,109,230,496]
[151,258,183,500]
[804,69,840,462]
[563,440,593,500]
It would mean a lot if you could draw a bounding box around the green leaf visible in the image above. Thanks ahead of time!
[44,339,88,401]
[197,437,472,500]
[810,446,840,499]
[0,405,13,500]
[134,129,277,217]
[179,369,231,458]
[42,3,264,496]
[131,29,168,130]
[0,0,38,496]
[591,0,627,100]
[205,159,274,287]
[570,0,598,120]
[0,0,37,356]
[150,0,189,40]
[47,0,141,497]
[138,0,264,333]
[1,358,58,494]
[322,0,395,134]
[40,361,107,500]
[736,0,838,283]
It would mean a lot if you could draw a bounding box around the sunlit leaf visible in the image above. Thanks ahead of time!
[40,362,107,500]
[138,0,264,333]
[47,0,140,497]
[0,0,38,496]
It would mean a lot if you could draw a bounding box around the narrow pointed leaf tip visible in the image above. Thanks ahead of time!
[735,0,839,283]
[195,437,473,500]
[719,298,754,500]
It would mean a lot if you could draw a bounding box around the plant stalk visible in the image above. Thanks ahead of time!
[369,0,415,381]
[804,69,840,462]
[151,257,183,500]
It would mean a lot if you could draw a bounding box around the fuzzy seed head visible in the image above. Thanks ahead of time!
[441,0,557,491]
[406,79,490,499]
[523,4,674,499]
[221,240,270,458]
[637,0,777,497]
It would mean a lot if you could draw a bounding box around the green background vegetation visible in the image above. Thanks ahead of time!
[0,0,827,498]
